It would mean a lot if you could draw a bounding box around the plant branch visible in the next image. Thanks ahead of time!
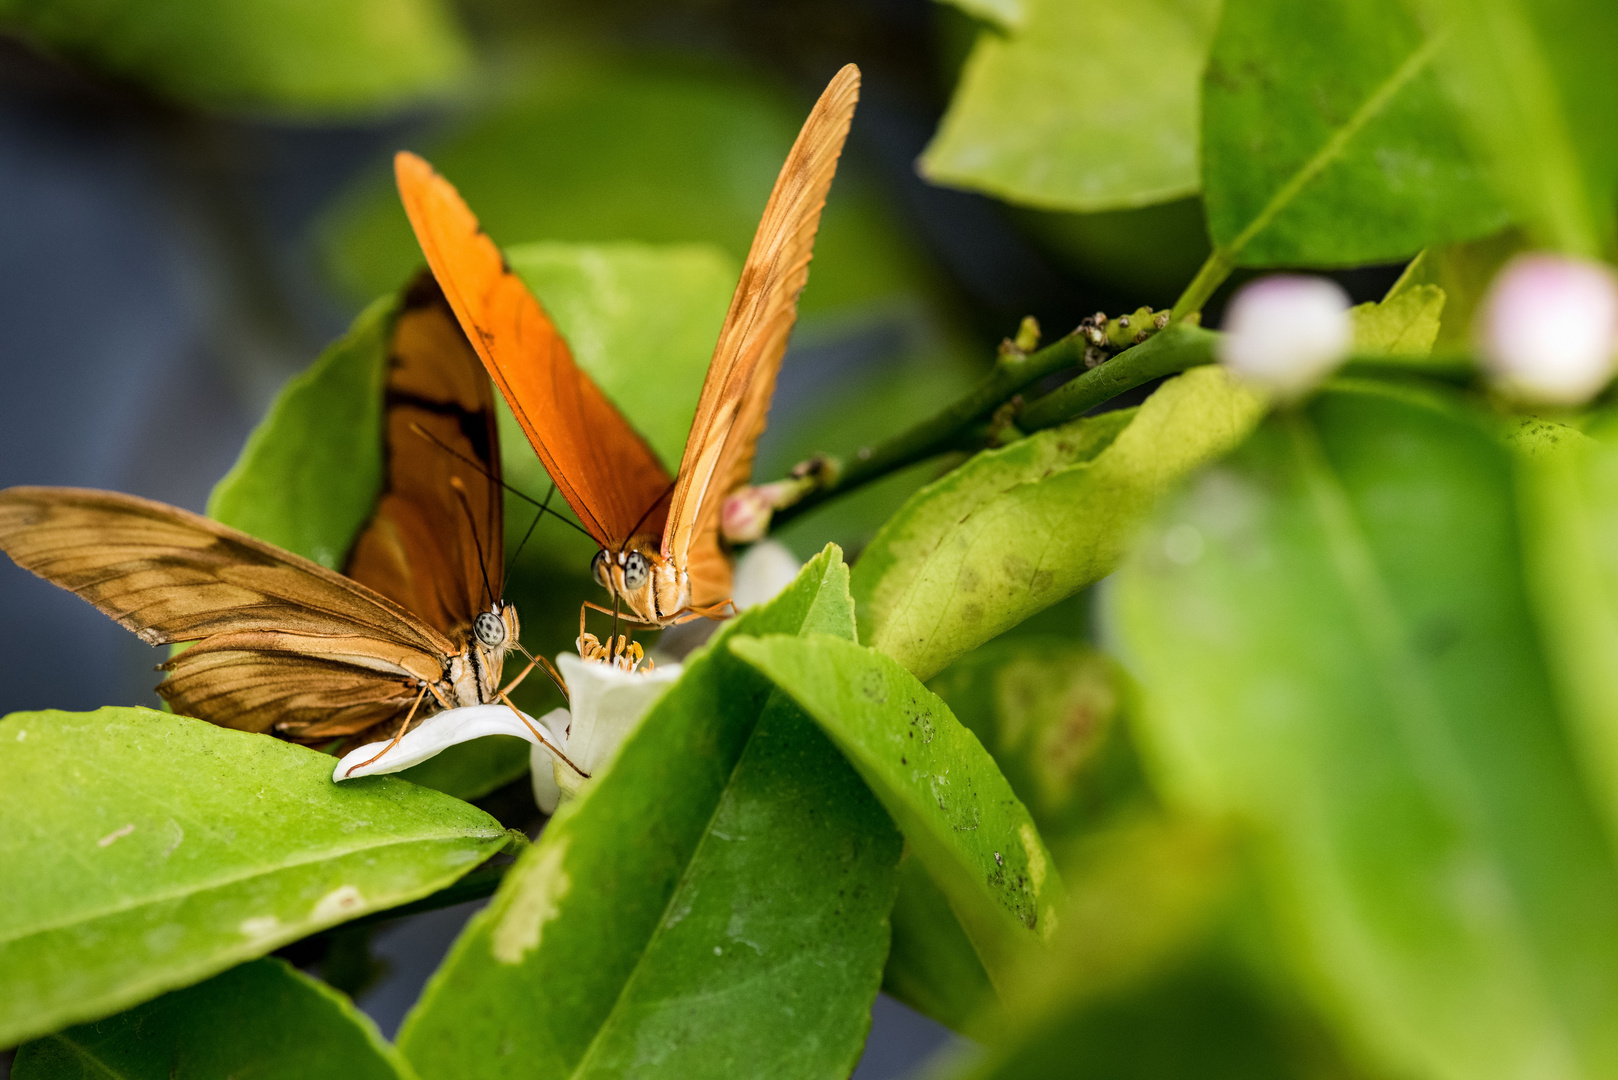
[1170,250,1235,322]
[768,330,1087,528]
[1018,324,1220,431]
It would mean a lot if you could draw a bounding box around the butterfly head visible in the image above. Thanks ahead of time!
[592,541,688,626]
[471,601,520,658]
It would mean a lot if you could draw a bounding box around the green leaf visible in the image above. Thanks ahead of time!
[927,638,1145,845]
[0,707,506,1047]
[1349,283,1446,357]
[731,633,1062,990]
[883,855,997,1037]
[0,0,471,115]
[1111,386,1618,1080]
[1201,0,1506,267]
[854,366,1266,680]
[13,958,409,1079]
[920,0,1220,211]
[208,295,392,569]
[1520,429,1618,851]
[1406,0,1618,255]
[935,819,1342,1080]
[1394,229,1526,349]
[397,547,902,1080]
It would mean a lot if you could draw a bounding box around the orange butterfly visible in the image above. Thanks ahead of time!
[394,64,860,629]
[0,276,572,771]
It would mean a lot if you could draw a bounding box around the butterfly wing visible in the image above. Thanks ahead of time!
[345,273,504,638]
[0,486,457,740]
[158,647,418,738]
[662,64,860,606]
[394,152,673,550]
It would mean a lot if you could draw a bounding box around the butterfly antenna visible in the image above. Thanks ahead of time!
[409,422,594,542]
[503,482,557,592]
[450,476,497,607]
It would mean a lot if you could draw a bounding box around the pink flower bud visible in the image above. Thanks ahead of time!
[1218,275,1353,398]
[1480,254,1618,405]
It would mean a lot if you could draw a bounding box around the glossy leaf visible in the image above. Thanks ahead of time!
[1407,0,1618,255]
[397,547,902,1080]
[928,638,1144,845]
[13,958,408,1080]
[921,0,1219,211]
[0,0,471,115]
[731,633,1062,989]
[1112,386,1618,1080]
[854,366,1266,681]
[1202,0,1506,267]
[0,707,506,1047]
[208,295,391,570]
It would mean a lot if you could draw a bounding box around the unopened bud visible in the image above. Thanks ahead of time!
[1218,275,1352,399]
[721,485,776,544]
[1479,254,1618,405]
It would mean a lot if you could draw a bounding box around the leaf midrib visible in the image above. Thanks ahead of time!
[1222,30,1449,260]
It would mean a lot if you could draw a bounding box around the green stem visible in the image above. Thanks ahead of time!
[770,331,1086,528]
[1018,324,1219,431]
[1170,250,1234,322]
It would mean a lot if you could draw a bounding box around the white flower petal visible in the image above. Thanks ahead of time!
[1218,275,1352,399]
[558,652,682,776]
[333,703,568,782]
[732,539,802,610]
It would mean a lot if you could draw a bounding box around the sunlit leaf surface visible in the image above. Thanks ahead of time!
[922,0,1219,211]
[0,707,506,1047]
[854,366,1265,680]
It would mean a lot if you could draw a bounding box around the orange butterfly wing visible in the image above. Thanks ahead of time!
[394,152,673,551]
[345,272,504,638]
[663,64,861,606]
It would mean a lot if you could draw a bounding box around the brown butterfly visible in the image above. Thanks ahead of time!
[393,63,861,630]
[0,276,571,770]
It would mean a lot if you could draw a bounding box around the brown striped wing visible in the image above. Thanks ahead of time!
[0,486,457,741]
[344,272,504,638]
[663,64,860,607]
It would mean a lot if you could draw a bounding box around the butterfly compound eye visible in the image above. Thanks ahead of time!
[623,551,649,591]
[474,611,506,648]
[591,550,610,588]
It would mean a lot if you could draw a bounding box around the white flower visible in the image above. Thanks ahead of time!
[731,539,802,610]
[334,653,682,816]
[1218,275,1353,399]
[1479,253,1618,405]
[333,703,567,781]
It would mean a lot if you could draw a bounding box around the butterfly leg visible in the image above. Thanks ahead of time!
[344,683,430,777]
[499,650,567,701]
[498,692,589,779]
[669,599,736,625]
